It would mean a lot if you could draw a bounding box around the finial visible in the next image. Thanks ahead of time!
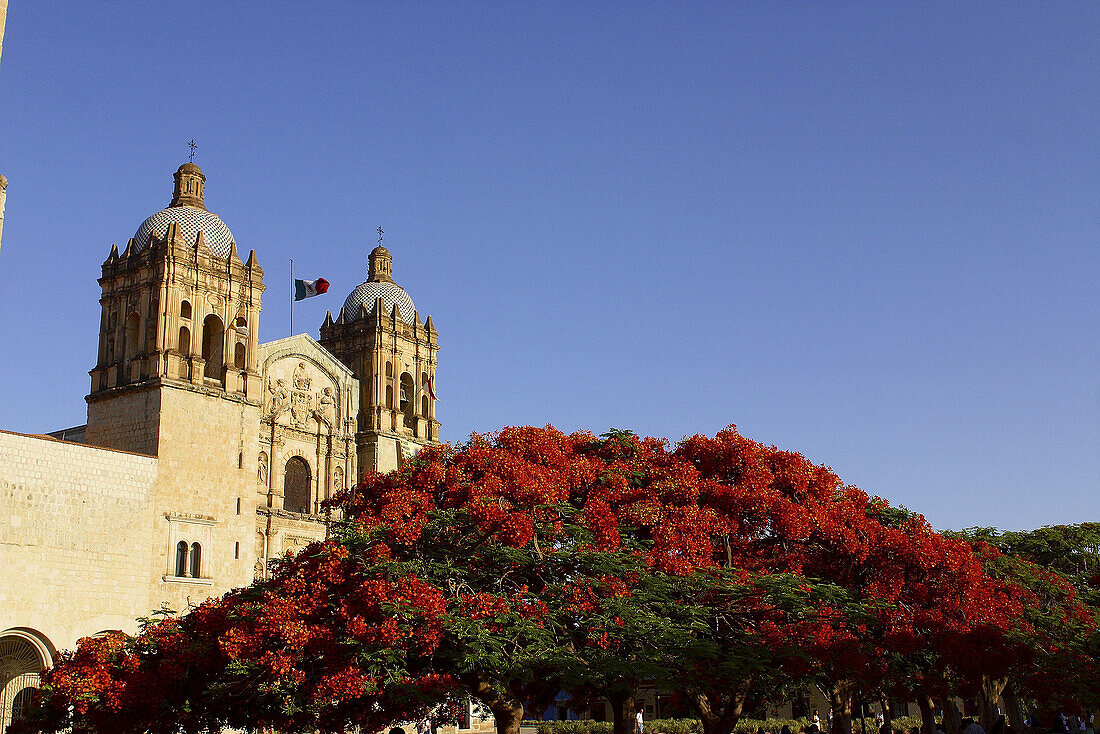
[377,226,384,246]
[188,140,198,161]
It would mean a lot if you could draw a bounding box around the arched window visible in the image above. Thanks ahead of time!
[385,385,394,409]
[124,312,141,362]
[234,342,246,369]
[180,300,192,319]
[385,361,393,378]
[283,457,311,514]
[422,395,429,417]
[145,317,157,355]
[189,543,202,578]
[235,316,247,329]
[175,541,188,577]
[399,373,413,411]
[399,372,416,431]
[178,326,190,355]
[201,314,224,379]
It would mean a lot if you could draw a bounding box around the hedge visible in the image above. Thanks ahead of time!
[526,716,927,734]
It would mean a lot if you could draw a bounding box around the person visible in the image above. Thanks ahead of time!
[814,712,822,730]
[963,717,986,734]
[828,709,834,733]
[636,708,644,734]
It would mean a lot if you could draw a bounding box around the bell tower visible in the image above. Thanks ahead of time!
[86,163,265,454]
[82,161,267,606]
[319,238,439,476]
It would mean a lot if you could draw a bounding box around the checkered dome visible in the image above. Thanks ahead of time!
[133,206,236,259]
[343,281,416,322]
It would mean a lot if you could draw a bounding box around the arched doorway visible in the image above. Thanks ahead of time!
[0,631,51,732]
[283,456,311,514]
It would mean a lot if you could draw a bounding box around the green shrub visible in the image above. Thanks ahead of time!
[523,715,927,734]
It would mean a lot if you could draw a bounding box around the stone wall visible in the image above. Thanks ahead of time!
[85,385,161,456]
[0,430,158,653]
[149,385,260,614]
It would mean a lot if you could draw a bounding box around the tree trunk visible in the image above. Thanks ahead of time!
[491,702,526,734]
[464,673,525,734]
[608,689,637,734]
[939,698,962,734]
[882,696,894,734]
[691,690,746,734]
[916,696,937,734]
[1001,683,1024,731]
[829,682,856,734]
[979,676,1007,733]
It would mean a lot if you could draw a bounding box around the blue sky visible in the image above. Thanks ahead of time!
[0,2,1096,531]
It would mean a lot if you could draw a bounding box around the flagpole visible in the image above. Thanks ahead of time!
[289,258,294,336]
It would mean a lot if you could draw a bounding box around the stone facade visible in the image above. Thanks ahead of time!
[0,163,442,729]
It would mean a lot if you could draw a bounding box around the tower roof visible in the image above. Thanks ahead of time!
[130,164,237,258]
[342,281,416,322]
[133,207,236,258]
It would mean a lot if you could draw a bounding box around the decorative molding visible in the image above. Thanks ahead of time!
[164,512,218,526]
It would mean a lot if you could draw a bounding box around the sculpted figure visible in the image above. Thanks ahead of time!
[314,386,336,427]
[268,377,290,420]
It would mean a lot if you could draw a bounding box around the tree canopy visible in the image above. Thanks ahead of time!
[15,426,1100,734]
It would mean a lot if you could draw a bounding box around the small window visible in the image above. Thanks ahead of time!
[175,541,188,577]
[178,326,191,355]
[235,497,241,515]
[234,542,240,559]
[189,543,202,578]
[386,385,394,409]
[385,361,393,377]
[180,301,192,319]
[235,316,247,328]
[422,395,429,417]
[234,342,246,369]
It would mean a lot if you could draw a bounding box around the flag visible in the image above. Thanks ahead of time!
[294,277,329,301]
[419,375,438,401]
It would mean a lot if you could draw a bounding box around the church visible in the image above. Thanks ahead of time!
[0,162,442,728]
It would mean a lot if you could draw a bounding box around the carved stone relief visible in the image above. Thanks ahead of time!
[263,357,341,430]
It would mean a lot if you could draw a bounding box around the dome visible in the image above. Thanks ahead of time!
[343,280,416,322]
[132,206,236,259]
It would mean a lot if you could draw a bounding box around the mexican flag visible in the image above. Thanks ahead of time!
[294,278,329,301]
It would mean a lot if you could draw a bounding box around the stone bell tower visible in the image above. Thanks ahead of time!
[82,162,267,607]
[319,238,439,476]
[86,162,265,455]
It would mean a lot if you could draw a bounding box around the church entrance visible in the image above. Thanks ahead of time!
[284,456,312,514]
[0,633,49,732]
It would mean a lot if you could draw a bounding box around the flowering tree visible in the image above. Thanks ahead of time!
[17,425,1093,734]
[18,543,452,734]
